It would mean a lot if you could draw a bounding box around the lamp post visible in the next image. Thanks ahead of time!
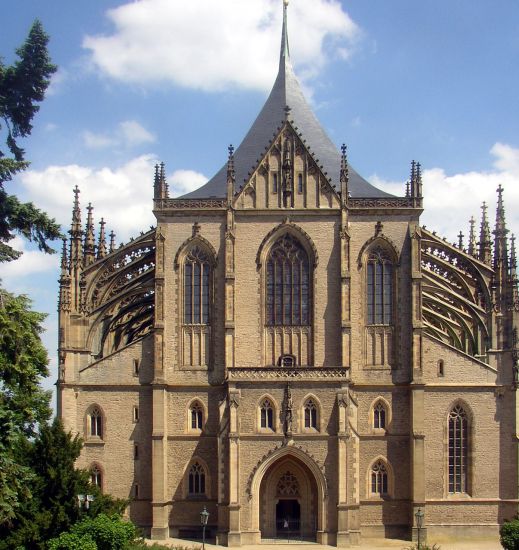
[415,508,424,550]
[200,506,209,550]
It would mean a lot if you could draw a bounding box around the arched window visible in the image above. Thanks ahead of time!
[449,405,468,493]
[304,398,318,430]
[89,407,103,438]
[371,460,388,496]
[266,234,310,326]
[184,246,210,325]
[373,402,386,429]
[190,401,203,430]
[188,462,206,495]
[367,249,393,325]
[260,399,274,429]
[91,464,102,488]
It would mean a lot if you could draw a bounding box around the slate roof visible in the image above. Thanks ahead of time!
[182,2,392,199]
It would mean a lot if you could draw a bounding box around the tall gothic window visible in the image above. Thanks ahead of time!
[304,398,318,429]
[367,249,393,325]
[266,234,310,326]
[371,460,388,496]
[449,405,468,493]
[190,401,203,430]
[188,462,206,495]
[374,402,386,430]
[260,398,274,429]
[184,247,210,325]
[89,407,103,438]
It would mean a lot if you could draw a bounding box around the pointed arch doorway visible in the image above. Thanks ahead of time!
[259,456,318,540]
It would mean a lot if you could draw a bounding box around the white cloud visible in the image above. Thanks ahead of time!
[82,0,359,92]
[0,237,59,290]
[83,120,155,149]
[16,156,207,244]
[372,143,519,245]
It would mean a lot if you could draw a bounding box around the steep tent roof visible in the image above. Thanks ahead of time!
[182,1,392,199]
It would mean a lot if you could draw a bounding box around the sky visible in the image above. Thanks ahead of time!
[1,0,518,404]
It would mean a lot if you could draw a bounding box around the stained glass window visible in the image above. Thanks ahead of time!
[184,247,210,325]
[367,249,393,325]
[266,234,310,326]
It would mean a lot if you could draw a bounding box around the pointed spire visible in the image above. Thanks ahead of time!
[280,0,290,69]
[458,231,464,250]
[493,184,509,270]
[84,203,96,266]
[60,237,68,275]
[416,162,423,198]
[340,143,349,204]
[478,202,492,265]
[510,234,519,309]
[97,218,107,259]
[226,144,235,204]
[69,185,83,270]
[58,238,71,312]
[154,162,168,200]
[109,230,116,254]
[467,216,477,256]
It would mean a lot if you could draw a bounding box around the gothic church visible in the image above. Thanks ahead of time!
[57,3,519,546]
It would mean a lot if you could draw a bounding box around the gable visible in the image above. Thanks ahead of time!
[234,122,340,211]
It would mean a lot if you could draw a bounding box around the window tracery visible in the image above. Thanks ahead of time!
[266,234,310,326]
[91,464,102,488]
[260,398,274,429]
[371,460,388,496]
[188,462,206,495]
[448,405,468,493]
[89,406,103,438]
[304,398,318,430]
[184,247,211,325]
[190,401,204,430]
[373,402,386,430]
[367,248,393,325]
[276,471,300,497]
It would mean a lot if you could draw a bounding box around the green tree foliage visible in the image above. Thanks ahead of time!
[0,288,51,527]
[501,518,519,550]
[0,19,61,262]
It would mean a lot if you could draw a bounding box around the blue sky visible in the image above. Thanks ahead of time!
[1,0,518,402]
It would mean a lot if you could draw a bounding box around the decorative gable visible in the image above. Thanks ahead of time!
[234,122,340,210]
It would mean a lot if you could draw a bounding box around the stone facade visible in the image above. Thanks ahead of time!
[57,4,519,547]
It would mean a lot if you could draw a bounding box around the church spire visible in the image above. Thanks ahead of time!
[97,218,107,259]
[468,216,477,256]
[84,203,96,266]
[280,0,290,69]
[478,201,492,265]
[493,185,509,271]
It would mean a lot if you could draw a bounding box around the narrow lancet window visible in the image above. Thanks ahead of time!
[188,462,206,495]
[449,405,468,493]
[184,247,210,325]
[371,461,388,496]
[260,399,274,429]
[367,249,393,325]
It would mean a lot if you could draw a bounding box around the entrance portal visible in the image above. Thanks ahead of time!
[259,456,317,540]
[276,499,300,535]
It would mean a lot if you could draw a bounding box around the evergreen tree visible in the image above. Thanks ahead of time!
[0,19,61,262]
[0,288,51,527]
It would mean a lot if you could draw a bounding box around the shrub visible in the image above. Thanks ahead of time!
[501,519,519,550]
[70,513,138,550]
[47,531,97,550]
